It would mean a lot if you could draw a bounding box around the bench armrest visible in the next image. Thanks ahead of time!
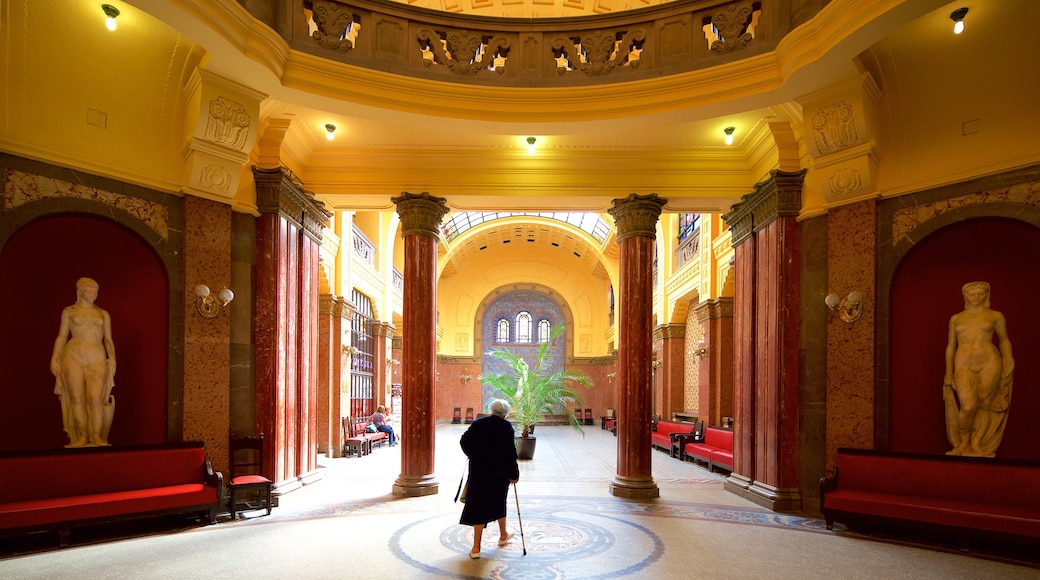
[204,460,223,489]
[819,466,838,512]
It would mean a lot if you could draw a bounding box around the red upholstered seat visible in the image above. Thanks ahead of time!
[228,434,273,519]
[821,449,1040,539]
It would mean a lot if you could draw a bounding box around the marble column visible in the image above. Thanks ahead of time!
[722,170,805,512]
[653,324,686,421]
[608,193,665,499]
[374,322,395,411]
[392,192,448,497]
[253,167,330,493]
[694,298,734,427]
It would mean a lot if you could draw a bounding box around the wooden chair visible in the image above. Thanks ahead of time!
[464,407,474,423]
[228,433,273,519]
[452,407,462,424]
[584,408,594,426]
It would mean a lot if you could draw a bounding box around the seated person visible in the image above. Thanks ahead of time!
[370,405,397,446]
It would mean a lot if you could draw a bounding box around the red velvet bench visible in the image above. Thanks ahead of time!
[820,448,1040,544]
[651,420,696,456]
[0,443,221,546]
[682,427,733,472]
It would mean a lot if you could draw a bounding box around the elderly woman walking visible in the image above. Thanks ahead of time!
[460,398,520,559]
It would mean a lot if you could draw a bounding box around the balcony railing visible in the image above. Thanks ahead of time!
[291,0,795,88]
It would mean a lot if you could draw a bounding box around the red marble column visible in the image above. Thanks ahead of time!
[297,234,320,485]
[694,298,734,428]
[318,296,350,457]
[654,324,686,421]
[608,193,665,499]
[253,167,330,493]
[722,170,805,511]
[392,192,448,497]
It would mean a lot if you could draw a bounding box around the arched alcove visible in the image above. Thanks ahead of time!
[0,214,169,451]
[889,217,1040,460]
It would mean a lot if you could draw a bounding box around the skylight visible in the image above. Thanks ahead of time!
[441,212,611,243]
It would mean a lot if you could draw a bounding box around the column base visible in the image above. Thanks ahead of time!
[608,475,660,499]
[272,478,302,497]
[725,478,802,513]
[723,472,753,492]
[298,468,323,487]
[392,474,439,497]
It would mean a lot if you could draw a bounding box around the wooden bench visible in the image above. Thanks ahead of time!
[820,448,1040,544]
[348,417,388,453]
[0,443,221,546]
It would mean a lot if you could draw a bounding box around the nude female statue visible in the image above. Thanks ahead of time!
[943,281,1013,457]
[51,278,117,447]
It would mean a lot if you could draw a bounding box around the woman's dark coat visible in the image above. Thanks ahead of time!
[459,414,520,526]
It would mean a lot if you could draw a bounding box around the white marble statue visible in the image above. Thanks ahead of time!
[50,278,117,447]
[943,281,1013,457]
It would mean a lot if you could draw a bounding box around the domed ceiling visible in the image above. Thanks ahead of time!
[385,0,676,18]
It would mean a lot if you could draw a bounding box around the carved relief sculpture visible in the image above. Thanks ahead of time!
[943,281,1014,457]
[50,278,117,447]
[204,97,250,150]
[311,1,361,52]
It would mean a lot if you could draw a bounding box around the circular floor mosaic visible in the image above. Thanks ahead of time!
[390,506,664,579]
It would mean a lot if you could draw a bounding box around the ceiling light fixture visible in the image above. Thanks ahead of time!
[325,123,336,141]
[950,7,968,34]
[724,127,735,145]
[102,4,120,31]
[526,136,537,154]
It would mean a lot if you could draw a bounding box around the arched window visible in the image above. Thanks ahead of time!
[497,319,510,343]
[515,311,532,343]
[538,319,551,343]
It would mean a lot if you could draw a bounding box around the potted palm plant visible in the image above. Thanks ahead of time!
[478,326,592,459]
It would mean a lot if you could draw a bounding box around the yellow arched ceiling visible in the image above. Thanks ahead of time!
[437,217,616,357]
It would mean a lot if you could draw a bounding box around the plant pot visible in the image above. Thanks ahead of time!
[516,436,537,460]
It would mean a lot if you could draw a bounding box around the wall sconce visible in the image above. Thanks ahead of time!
[651,359,663,369]
[724,126,735,145]
[386,358,400,369]
[950,7,968,34]
[325,123,336,141]
[343,345,359,358]
[460,374,472,383]
[825,290,864,323]
[102,4,120,31]
[691,343,708,358]
[194,284,233,319]
[526,136,537,154]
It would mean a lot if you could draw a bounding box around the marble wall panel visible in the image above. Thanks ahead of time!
[182,195,232,472]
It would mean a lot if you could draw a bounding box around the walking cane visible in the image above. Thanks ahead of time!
[513,482,527,556]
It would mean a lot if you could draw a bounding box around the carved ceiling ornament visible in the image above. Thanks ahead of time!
[812,100,858,156]
[608,193,667,241]
[418,29,510,75]
[204,97,250,150]
[311,0,361,52]
[392,191,449,237]
[708,2,756,55]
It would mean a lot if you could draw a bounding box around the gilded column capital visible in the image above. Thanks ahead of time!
[392,191,449,237]
[608,193,667,241]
